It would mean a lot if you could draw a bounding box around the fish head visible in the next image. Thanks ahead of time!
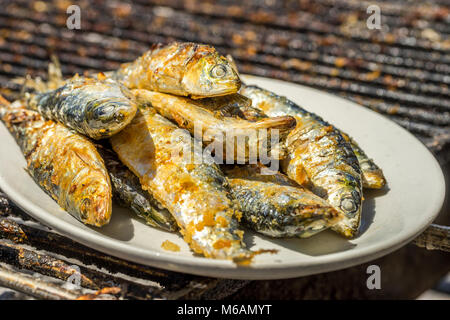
[328,184,362,238]
[87,96,138,138]
[182,53,241,98]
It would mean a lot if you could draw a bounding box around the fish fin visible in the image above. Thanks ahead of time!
[226,54,239,76]
[48,55,64,89]
[14,56,63,96]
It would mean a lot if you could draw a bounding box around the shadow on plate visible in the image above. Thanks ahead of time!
[244,186,390,256]
[358,185,390,236]
[245,230,356,257]
[92,184,389,252]
[92,204,135,241]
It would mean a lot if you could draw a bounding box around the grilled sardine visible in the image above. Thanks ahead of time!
[132,89,296,162]
[26,76,138,140]
[223,165,343,238]
[240,85,363,238]
[110,107,252,260]
[96,144,177,232]
[240,85,385,189]
[0,96,112,227]
[112,42,241,99]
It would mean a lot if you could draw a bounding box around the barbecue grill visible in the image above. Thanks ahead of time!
[0,0,448,300]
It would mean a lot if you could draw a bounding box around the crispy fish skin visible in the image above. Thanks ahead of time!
[110,107,252,260]
[223,165,343,238]
[27,77,138,140]
[96,145,177,232]
[112,42,241,98]
[132,89,296,162]
[240,85,363,238]
[0,98,112,227]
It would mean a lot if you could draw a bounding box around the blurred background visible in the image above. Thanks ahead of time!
[0,0,448,299]
[0,0,449,163]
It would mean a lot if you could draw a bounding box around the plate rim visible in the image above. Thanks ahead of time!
[0,75,446,280]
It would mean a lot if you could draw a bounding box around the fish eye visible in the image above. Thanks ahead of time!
[340,197,358,216]
[94,104,116,120]
[210,65,227,78]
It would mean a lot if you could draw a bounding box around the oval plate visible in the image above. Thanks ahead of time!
[0,75,445,280]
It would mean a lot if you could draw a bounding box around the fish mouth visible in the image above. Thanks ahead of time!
[88,190,112,227]
[191,81,241,99]
[93,102,136,125]
[78,195,111,227]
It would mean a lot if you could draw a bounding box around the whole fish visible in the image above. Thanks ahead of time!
[0,96,112,227]
[110,107,252,261]
[26,76,138,140]
[240,85,363,238]
[96,144,177,232]
[132,89,296,162]
[112,42,241,99]
[223,165,343,238]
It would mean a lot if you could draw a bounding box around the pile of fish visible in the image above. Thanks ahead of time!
[0,42,386,262]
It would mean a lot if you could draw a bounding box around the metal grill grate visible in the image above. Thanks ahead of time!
[0,0,449,299]
[0,0,449,162]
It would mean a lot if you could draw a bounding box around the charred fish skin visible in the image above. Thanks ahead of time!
[110,107,252,260]
[0,98,112,227]
[112,42,241,98]
[223,165,342,238]
[240,85,363,238]
[133,89,296,162]
[96,144,177,232]
[26,77,138,140]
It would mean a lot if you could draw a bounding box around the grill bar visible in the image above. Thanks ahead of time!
[142,0,450,51]
[0,0,448,299]
[0,0,448,160]
[0,206,244,300]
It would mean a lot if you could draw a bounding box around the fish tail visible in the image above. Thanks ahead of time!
[48,55,64,87]
[251,115,296,132]
[12,56,64,99]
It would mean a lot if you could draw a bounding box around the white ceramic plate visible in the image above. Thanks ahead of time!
[0,75,445,280]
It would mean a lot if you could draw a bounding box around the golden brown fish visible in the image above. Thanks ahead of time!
[112,42,241,99]
[240,85,363,238]
[96,144,177,232]
[0,96,112,227]
[239,85,385,190]
[132,89,296,163]
[110,106,252,260]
